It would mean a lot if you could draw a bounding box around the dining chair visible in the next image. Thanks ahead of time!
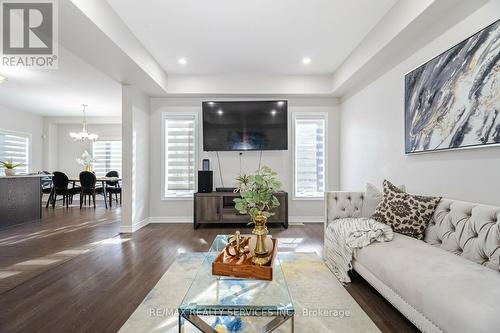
[51,171,79,208]
[39,171,53,206]
[105,170,122,207]
[79,171,97,208]
[105,171,120,201]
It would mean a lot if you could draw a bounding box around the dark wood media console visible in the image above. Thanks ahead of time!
[193,191,288,229]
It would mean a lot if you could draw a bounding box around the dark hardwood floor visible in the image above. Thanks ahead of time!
[0,206,419,333]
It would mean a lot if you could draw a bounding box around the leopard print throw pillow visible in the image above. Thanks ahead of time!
[371,180,441,240]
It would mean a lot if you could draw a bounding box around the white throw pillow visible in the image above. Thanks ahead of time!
[361,183,406,217]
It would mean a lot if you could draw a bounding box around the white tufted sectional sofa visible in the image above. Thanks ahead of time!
[324,191,500,333]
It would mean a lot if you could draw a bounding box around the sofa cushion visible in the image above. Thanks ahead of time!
[325,192,364,222]
[354,233,500,333]
[361,182,406,217]
[425,199,500,272]
[371,180,441,239]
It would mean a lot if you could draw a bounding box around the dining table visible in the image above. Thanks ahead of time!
[69,177,121,209]
[46,176,122,209]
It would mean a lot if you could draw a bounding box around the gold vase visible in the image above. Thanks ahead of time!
[84,164,93,172]
[251,211,271,266]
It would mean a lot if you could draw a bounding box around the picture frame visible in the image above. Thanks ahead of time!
[404,18,500,154]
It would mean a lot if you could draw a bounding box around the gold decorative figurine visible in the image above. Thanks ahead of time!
[227,230,248,258]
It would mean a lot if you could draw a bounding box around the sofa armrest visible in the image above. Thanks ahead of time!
[324,191,365,228]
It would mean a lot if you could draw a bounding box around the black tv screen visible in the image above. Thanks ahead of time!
[202,100,288,151]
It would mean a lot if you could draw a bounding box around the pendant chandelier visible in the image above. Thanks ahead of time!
[69,104,99,142]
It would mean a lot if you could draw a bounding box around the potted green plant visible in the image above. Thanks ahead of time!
[0,160,24,176]
[233,166,282,265]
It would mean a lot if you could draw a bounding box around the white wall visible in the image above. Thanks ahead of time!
[55,123,121,176]
[43,116,122,172]
[339,1,500,205]
[149,97,340,222]
[0,104,44,172]
[121,85,150,232]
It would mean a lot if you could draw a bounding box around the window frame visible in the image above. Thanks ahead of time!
[0,128,32,175]
[161,112,199,200]
[91,139,122,178]
[291,111,328,201]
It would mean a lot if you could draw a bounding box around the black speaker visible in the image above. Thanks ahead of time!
[198,171,213,193]
[202,159,210,171]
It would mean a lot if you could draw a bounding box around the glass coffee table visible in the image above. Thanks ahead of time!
[178,235,294,332]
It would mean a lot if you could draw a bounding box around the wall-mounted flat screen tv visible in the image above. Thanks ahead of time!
[202,100,288,151]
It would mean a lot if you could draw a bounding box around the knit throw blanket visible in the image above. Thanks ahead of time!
[325,218,394,283]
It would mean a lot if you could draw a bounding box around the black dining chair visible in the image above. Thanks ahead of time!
[106,171,122,207]
[39,171,53,205]
[105,171,121,207]
[79,171,98,208]
[105,171,119,185]
[51,171,79,208]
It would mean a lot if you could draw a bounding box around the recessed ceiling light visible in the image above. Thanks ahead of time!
[217,109,223,115]
[178,58,187,65]
[0,75,7,84]
[302,57,311,65]
[271,109,277,116]
[277,101,285,107]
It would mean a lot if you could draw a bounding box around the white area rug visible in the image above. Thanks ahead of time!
[119,253,379,333]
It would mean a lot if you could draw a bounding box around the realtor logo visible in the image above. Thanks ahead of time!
[1,0,58,68]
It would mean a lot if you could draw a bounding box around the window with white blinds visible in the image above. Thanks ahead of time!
[0,130,30,175]
[294,114,327,199]
[163,114,197,198]
[92,140,122,177]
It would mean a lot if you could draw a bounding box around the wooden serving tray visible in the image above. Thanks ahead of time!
[212,238,278,281]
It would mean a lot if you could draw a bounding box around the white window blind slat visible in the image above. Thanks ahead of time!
[294,117,326,198]
[0,130,30,175]
[164,116,196,197]
[92,141,122,177]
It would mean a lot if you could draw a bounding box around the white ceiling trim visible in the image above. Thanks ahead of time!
[63,0,168,95]
[331,0,489,98]
[43,116,122,125]
[164,74,334,96]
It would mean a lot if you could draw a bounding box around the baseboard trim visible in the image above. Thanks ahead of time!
[147,216,323,224]
[149,216,192,224]
[289,216,324,223]
[119,218,150,233]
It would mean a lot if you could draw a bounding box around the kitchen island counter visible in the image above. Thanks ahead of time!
[0,175,45,229]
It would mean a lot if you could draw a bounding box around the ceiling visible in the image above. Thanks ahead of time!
[0,46,122,117]
[0,0,398,116]
[106,0,397,75]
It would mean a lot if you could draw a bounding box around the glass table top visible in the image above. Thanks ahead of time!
[179,235,294,316]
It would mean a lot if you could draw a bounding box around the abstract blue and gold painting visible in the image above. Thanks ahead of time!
[405,19,500,153]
